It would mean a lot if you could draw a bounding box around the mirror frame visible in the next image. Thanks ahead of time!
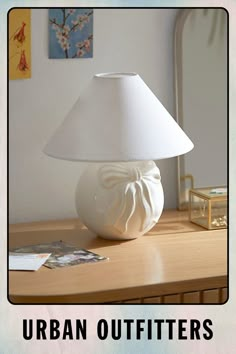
[174,9,195,211]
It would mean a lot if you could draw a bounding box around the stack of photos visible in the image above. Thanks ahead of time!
[11,241,108,269]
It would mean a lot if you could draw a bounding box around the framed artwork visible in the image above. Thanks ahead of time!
[9,9,31,80]
[49,9,93,59]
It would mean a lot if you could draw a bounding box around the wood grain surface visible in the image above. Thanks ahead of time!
[9,210,227,304]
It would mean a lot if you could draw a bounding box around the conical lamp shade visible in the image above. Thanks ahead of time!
[44,73,193,161]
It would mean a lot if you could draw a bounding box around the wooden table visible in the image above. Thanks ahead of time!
[9,210,227,304]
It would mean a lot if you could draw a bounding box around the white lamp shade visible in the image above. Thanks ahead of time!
[44,73,193,161]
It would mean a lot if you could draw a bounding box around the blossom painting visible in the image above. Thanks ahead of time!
[9,9,31,80]
[49,9,93,59]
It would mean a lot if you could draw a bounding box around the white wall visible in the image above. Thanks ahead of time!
[9,9,179,223]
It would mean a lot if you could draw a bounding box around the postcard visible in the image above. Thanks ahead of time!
[9,252,51,271]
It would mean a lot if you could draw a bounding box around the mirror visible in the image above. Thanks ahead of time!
[174,9,228,210]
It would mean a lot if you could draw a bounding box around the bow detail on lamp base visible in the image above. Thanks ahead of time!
[75,160,164,240]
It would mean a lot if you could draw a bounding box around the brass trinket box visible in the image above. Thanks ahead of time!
[189,187,227,230]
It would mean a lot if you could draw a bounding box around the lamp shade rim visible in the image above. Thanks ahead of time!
[94,72,138,79]
[44,143,194,163]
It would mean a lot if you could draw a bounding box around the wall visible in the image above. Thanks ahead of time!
[9,9,179,223]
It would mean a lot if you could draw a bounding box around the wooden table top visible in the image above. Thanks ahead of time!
[9,210,227,303]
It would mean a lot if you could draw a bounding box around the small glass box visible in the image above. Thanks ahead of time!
[189,187,227,230]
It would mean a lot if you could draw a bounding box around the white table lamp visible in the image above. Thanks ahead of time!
[44,73,193,240]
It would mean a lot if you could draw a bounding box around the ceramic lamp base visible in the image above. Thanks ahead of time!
[75,160,164,240]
